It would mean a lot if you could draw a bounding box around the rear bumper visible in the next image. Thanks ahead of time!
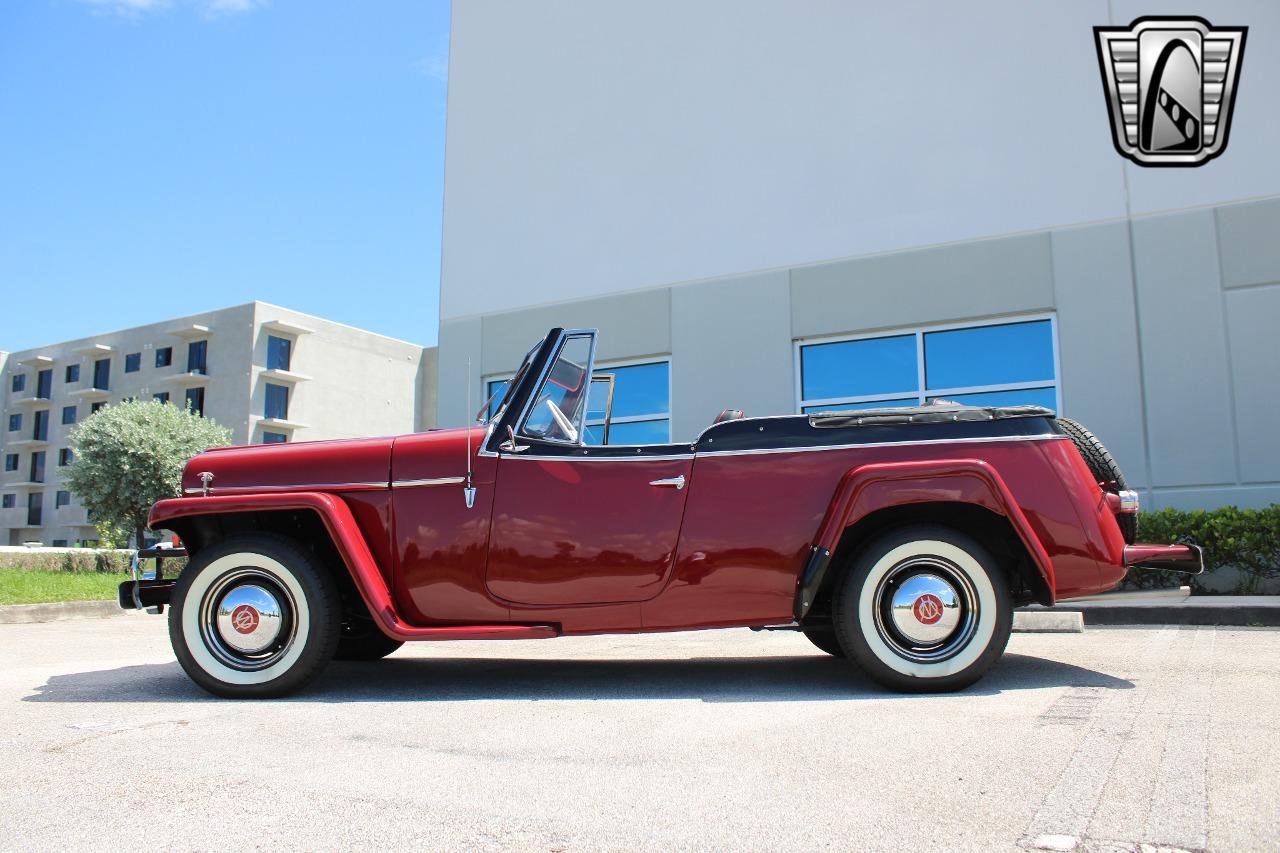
[1122,542,1205,575]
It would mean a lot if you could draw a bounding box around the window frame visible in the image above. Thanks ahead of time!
[484,354,673,446]
[124,352,141,373]
[155,347,173,368]
[793,313,1062,415]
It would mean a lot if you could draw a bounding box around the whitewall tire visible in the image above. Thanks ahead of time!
[833,525,1012,692]
[168,534,341,698]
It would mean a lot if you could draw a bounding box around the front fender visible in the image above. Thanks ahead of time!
[148,493,556,641]
[794,458,1057,619]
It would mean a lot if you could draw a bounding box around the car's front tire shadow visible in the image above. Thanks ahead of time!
[23,651,1132,704]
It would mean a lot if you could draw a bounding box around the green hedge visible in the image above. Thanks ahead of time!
[1124,505,1280,594]
[0,550,134,574]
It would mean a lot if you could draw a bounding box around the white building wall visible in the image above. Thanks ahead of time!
[441,0,1280,322]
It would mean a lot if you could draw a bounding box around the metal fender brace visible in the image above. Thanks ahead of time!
[793,458,1058,621]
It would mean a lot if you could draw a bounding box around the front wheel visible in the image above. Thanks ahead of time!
[168,534,341,698]
[833,525,1012,692]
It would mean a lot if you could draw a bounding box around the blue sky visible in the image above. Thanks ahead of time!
[0,0,450,352]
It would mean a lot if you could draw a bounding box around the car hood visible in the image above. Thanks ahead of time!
[180,435,398,496]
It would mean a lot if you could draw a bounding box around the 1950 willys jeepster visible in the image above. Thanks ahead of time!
[123,327,1201,698]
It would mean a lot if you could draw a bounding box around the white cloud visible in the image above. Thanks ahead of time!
[410,52,449,83]
[75,0,265,18]
[77,0,171,15]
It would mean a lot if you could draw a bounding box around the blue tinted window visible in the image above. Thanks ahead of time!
[267,336,292,371]
[924,320,1053,391]
[124,353,141,373]
[62,406,77,425]
[801,335,916,401]
[187,340,207,374]
[486,379,511,419]
[65,364,80,383]
[11,374,25,392]
[604,362,668,419]
[927,387,1057,410]
[93,358,110,390]
[36,369,52,398]
[153,392,169,404]
[155,347,172,368]
[262,431,288,444]
[265,383,288,420]
[4,454,17,471]
[595,419,670,445]
[8,413,20,431]
[802,398,917,414]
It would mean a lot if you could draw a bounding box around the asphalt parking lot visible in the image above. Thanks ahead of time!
[1,616,1276,852]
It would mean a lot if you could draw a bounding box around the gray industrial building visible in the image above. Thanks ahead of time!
[434,0,1280,512]
[0,301,436,546]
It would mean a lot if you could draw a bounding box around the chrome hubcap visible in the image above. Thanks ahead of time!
[215,584,284,654]
[200,569,297,671]
[888,573,962,644]
[873,556,979,663]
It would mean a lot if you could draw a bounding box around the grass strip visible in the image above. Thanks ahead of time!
[0,568,127,605]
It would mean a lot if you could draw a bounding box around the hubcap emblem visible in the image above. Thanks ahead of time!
[912,593,944,625]
[230,604,260,635]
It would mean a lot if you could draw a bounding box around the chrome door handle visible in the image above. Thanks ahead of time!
[649,475,686,490]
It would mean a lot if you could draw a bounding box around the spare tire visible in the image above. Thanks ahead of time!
[1056,417,1136,544]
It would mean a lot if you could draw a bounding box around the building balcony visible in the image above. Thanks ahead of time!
[261,319,314,337]
[55,504,91,527]
[68,386,111,401]
[2,480,47,490]
[9,393,53,407]
[257,416,309,432]
[168,323,211,340]
[260,368,311,384]
[0,507,25,528]
[5,437,49,449]
[160,370,211,387]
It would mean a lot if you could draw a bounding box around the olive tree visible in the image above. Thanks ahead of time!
[65,399,232,547]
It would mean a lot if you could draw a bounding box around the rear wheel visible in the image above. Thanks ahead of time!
[168,534,341,699]
[833,525,1012,692]
[801,625,846,657]
[1057,416,1136,544]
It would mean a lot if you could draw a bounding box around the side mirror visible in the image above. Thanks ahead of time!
[499,425,529,454]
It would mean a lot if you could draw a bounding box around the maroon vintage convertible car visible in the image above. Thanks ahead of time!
[123,327,1200,698]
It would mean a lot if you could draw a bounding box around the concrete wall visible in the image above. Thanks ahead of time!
[441,195,1280,510]
[441,0,1280,322]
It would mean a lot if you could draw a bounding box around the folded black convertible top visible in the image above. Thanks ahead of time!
[808,403,1056,428]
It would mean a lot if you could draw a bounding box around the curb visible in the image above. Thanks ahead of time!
[1012,611,1084,633]
[0,600,124,625]
[1061,604,1280,627]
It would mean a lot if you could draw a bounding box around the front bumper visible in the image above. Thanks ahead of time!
[1122,542,1205,575]
[118,544,187,613]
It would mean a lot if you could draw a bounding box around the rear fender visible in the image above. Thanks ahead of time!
[148,493,556,641]
[794,459,1056,620]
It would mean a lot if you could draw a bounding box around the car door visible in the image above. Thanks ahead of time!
[486,451,693,606]
[483,329,693,607]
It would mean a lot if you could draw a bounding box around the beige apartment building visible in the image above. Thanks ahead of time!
[0,301,437,546]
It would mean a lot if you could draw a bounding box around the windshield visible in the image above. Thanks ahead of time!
[476,341,540,425]
[522,333,593,443]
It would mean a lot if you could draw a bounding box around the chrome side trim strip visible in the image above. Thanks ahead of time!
[392,476,467,488]
[497,452,696,462]
[695,433,1069,458]
[183,481,388,495]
